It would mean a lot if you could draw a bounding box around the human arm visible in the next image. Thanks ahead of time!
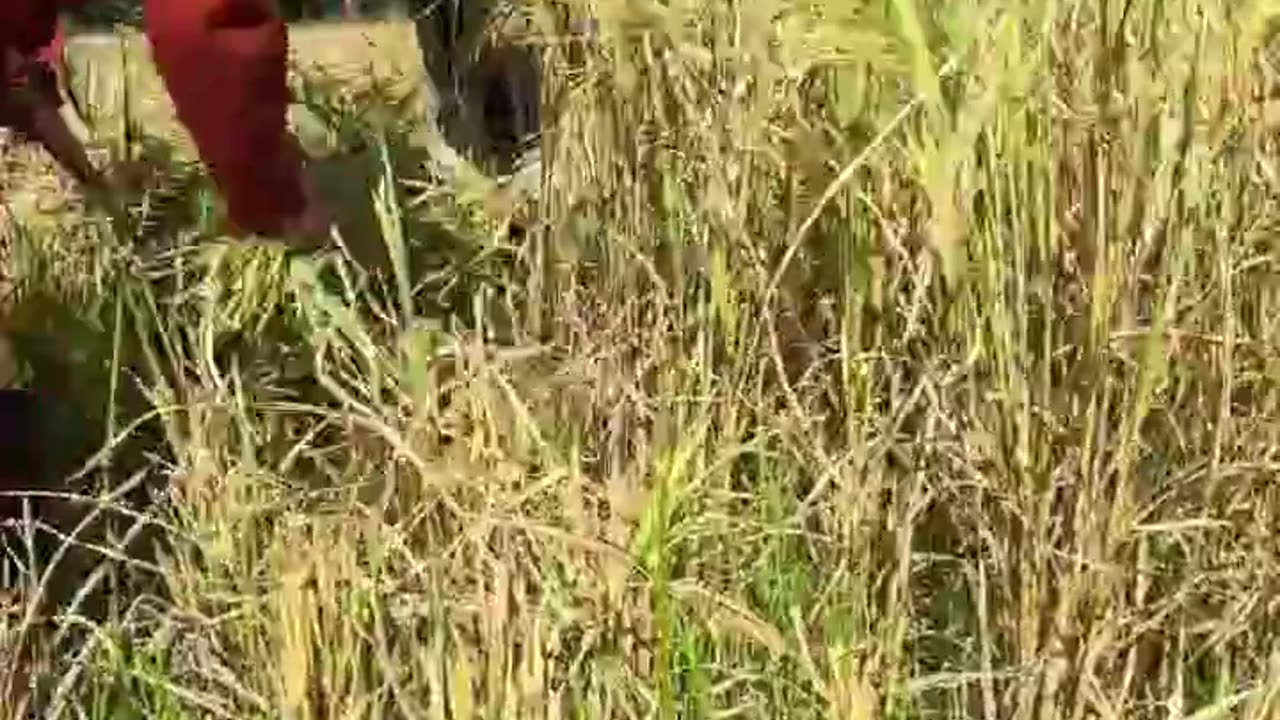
[1,36,108,194]
[18,103,103,189]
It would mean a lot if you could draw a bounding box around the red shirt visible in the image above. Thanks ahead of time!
[0,0,304,236]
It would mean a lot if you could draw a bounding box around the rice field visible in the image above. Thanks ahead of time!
[5,0,1280,717]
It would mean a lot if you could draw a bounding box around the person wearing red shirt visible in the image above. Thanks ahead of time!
[1,0,332,246]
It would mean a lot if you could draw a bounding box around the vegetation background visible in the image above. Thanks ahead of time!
[5,0,1280,718]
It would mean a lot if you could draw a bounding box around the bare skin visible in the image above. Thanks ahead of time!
[20,103,111,191]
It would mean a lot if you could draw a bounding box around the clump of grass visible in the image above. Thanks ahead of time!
[7,0,1280,717]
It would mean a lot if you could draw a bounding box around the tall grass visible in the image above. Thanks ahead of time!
[5,0,1280,717]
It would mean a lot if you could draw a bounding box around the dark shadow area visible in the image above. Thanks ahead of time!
[306,139,499,297]
[300,115,525,334]
[411,0,541,176]
[0,286,171,708]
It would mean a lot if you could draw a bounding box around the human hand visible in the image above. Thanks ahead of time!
[84,159,145,195]
[81,159,155,217]
[102,159,157,196]
[277,167,335,252]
